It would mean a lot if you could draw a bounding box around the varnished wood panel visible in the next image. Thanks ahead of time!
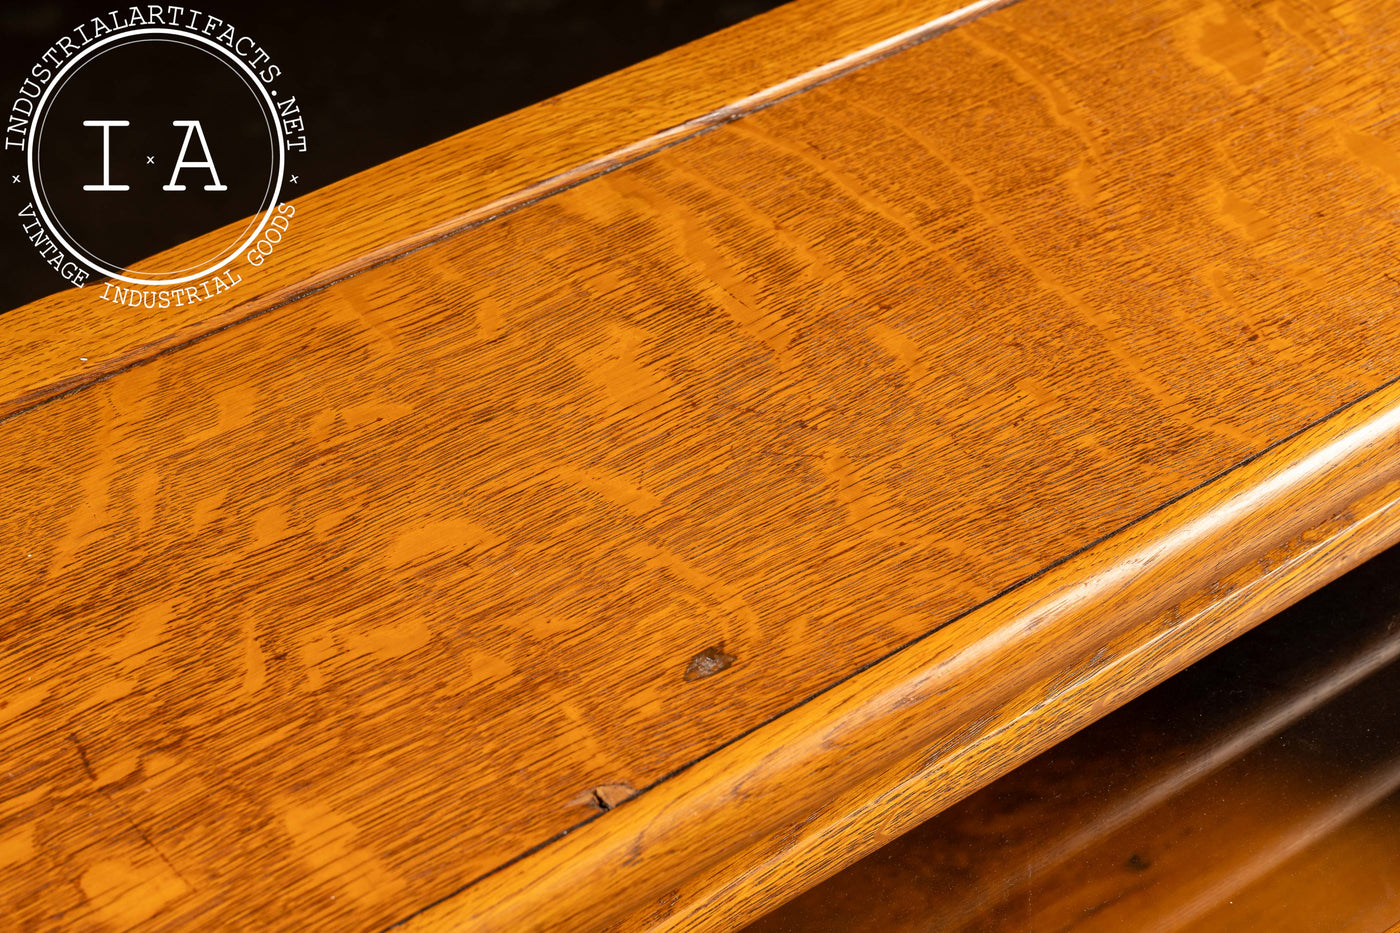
[0,0,1010,421]
[745,550,1400,932]
[8,0,1400,930]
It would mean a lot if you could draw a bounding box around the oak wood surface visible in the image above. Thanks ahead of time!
[0,0,1008,421]
[745,547,1400,932]
[647,481,1400,933]
[8,0,1400,930]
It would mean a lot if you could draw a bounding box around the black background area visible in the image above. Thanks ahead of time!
[0,0,786,311]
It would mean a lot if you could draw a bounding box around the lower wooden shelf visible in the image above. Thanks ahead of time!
[744,544,1400,932]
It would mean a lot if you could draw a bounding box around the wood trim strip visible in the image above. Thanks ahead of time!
[0,0,1014,425]
[394,375,1400,932]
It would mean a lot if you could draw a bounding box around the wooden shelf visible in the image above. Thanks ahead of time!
[6,0,1400,930]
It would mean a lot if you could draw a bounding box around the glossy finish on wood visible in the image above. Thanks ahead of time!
[746,546,1400,932]
[0,0,1008,419]
[8,0,1400,930]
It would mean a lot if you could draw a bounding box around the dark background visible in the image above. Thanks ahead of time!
[0,0,786,312]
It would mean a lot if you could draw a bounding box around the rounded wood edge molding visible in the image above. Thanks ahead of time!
[0,0,1014,425]
[625,471,1400,933]
[393,379,1400,932]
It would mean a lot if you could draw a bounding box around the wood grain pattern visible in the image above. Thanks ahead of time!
[7,0,1400,930]
[0,0,1009,421]
[745,547,1400,931]
[632,474,1400,933]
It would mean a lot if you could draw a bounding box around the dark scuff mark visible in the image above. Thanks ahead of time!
[68,734,196,890]
[1126,853,1151,872]
[684,645,737,682]
[69,734,98,782]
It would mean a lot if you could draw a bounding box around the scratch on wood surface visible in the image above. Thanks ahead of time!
[685,646,739,682]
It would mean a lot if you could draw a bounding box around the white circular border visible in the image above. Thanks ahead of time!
[33,37,277,279]
[26,26,286,287]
